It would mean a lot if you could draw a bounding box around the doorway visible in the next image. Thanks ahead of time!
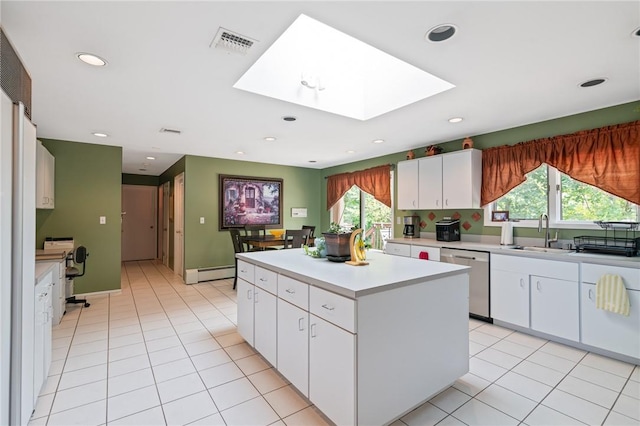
[121,185,157,261]
[174,173,184,277]
[161,182,170,267]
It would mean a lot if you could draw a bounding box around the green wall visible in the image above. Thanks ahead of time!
[36,139,122,293]
[321,101,640,240]
[182,155,321,274]
[122,173,159,186]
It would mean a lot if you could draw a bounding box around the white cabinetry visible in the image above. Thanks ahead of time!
[410,245,440,261]
[530,275,579,341]
[491,254,578,341]
[277,299,309,396]
[36,140,55,209]
[397,160,419,209]
[34,270,53,400]
[236,278,254,345]
[580,263,640,359]
[491,269,529,327]
[37,259,66,325]
[309,315,356,426]
[397,149,482,210]
[384,242,411,257]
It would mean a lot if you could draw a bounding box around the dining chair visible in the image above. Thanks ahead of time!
[283,228,312,249]
[244,224,267,251]
[302,225,316,238]
[229,228,245,289]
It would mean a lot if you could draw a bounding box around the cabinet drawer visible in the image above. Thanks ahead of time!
[492,254,577,281]
[310,286,356,333]
[278,275,309,310]
[582,263,640,290]
[255,266,277,294]
[410,245,440,261]
[385,242,411,257]
[237,260,255,284]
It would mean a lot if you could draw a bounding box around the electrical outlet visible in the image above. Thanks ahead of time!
[200,217,205,224]
[100,216,106,224]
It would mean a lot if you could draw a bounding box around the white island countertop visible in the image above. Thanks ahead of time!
[236,248,468,298]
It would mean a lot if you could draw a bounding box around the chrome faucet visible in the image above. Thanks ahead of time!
[538,214,558,247]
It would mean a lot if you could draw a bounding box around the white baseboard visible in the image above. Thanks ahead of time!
[185,266,235,284]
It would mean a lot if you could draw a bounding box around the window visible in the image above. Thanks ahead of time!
[486,164,639,228]
[330,181,394,248]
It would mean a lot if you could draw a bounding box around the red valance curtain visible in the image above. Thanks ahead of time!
[481,121,640,206]
[326,165,392,210]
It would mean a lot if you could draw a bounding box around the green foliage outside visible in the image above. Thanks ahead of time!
[495,164,638,221]
[339,185,392,232]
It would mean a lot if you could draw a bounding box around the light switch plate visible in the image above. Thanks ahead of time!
[200,217,205,224]
[396,217,402,225]
[100,216,106,224]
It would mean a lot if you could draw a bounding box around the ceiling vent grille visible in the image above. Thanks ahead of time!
[1,28,32,119]
[160,128,181,135]
[210,27,257,55]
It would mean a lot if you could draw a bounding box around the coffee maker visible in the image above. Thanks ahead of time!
[403,216,420,238]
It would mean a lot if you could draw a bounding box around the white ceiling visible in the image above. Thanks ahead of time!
[2,1,639,176]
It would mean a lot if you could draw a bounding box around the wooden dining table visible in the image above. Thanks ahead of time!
[244,235,315,250]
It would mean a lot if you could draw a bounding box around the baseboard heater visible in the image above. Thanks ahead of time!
[185,265,234,284]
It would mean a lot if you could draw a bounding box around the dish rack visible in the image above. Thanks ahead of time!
[574,221,640,257]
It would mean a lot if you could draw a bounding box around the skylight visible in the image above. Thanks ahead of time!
[233,14,455,121]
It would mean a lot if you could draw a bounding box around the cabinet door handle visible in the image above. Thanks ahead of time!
[445,199,449,206]
[588,289,594,301]
[247,289,252,300]
[254,291,259,303]
[321,304,334,311]
[436,199,439,206]
[259,277,267,282]
[519,278,524,288]
[536,281,541,291]
[298,317,305,331]
[240,269,247,273]
[286,288,295,294]
[310,323,317,338]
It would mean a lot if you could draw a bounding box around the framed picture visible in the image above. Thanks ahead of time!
[219,174,283,230]
[491,210,509,222]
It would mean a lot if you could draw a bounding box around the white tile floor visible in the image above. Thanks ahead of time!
[31,261,640,426]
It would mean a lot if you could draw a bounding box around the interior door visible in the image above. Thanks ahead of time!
[121,185,157,261]
[162,182,170,267]
[174,173,184,277]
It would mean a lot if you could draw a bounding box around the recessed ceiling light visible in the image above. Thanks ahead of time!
[76,52,107,67]
[308,160,317,163]
[372,139,385,144]
[346,150,355,154]
[426,24,457,42]
[264,137,277,141]
[146,156,156,160]
[633,27,640,37]
[579,78,607,88]
[92,132,108,137]
[139,168,147,172]
[448,117,463,123]
[236,151,245,155]
[282,116,297,122]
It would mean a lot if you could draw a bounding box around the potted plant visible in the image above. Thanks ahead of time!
[322,222,353,262]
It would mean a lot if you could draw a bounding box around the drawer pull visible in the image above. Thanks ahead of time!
[247,290,252,300]
[588,289,594,301]
[259,277,267,282]
[240,269,247,273]
[536,281,541,291]
[286,288,295,294]
[254,292,259,303]
[298,317,305,331]
[519,278,524,288]
[321,304,334,311]
[310,323,317,338]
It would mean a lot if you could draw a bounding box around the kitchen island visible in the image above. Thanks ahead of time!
[236,249,470,425]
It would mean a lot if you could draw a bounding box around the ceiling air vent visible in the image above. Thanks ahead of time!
[210,27,257,55]
[159,128,181,135]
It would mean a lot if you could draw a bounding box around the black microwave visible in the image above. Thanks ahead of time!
[436,219,460,242]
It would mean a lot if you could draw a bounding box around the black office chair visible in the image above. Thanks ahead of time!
[283,228,311,249]
[229,229,245,290]
[66,246,90,307]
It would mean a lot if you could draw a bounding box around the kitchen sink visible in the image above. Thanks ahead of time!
[519,246,573,254]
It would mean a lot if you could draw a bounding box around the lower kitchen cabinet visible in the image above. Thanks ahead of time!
[253,287,277,366]
[309,315,356,426]
[491,269,529,328]
[530,275,579,341]
[277,299,309,397]
[236,278,254,345]
[34,272,53,400]
[384,242,411,257]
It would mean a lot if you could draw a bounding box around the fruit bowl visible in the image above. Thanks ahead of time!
[268,229,285,238]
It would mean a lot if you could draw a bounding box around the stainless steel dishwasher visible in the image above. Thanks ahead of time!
[440,248,490,321]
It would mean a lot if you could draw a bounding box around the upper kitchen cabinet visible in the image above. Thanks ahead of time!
[397,149,482,210]
[36,141,55,209]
